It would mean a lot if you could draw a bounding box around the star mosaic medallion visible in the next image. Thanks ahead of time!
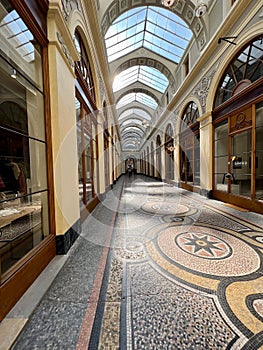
[176,232,232,259]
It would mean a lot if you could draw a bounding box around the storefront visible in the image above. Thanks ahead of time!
[0,0,55,320]
[213,36,263,213]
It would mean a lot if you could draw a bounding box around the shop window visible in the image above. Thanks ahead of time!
[0,4,48,275]
[255,101,263,201]
[213,36,263,213]
[74,31,96,103]
[76,97,97,207]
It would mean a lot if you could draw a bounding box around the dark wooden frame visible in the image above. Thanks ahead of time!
[213,85,263,213]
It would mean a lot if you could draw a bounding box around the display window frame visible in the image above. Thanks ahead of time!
[0,0,55,321]
[74,29,99,219]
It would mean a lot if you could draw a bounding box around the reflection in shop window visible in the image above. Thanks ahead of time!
[0,2,48,275]
[256,102,263,201]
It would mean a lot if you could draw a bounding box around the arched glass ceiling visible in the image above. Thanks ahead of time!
[116,92,158,109]
[113,65,169,93]
[121,118,145,127]
[119,108,152,121]
[123,143,137,149]
[105,6,192,63]
[122,126,144,134]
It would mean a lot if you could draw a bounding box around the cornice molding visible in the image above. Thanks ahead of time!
[47,0,79,61]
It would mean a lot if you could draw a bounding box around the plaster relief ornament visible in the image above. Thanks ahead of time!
[61,0,82,21]
[194,70,216,112]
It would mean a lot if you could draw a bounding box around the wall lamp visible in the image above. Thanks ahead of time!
[10,68,37,95]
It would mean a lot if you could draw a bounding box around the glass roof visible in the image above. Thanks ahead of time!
[122,126,144,134]
[116,92,158,109]
[119,108,152,121]
[0,9,34,62]
[121,118,145,127]
[105,6,192,63]
[113,65,169,93]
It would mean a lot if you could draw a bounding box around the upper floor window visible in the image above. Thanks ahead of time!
[181,102,199,131]
[74,30,96,103]
[214,36,263,107]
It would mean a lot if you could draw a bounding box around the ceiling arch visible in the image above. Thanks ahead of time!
[113,65,169,94]
[101,0,207,52]
[118,107,152,122]
[120,122,145,133]
[116,88,159,107]
[101,0,208,153]
[104,6,193,64]
[114,57,176,90]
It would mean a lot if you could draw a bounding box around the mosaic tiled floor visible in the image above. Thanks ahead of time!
[92,176,263,350]
[12,175,263,349]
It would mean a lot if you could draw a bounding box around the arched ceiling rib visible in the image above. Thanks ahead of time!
[101,0,206,51]
[116,91,158,110]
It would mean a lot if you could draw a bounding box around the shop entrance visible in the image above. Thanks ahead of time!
[213,103,263,213]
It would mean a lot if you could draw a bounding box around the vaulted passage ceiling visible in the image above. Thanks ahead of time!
[101,1,205,152]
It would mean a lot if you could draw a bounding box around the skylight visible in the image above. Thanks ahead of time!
[119,108,152,121]
[116,92,158,109]
[122,126,144,134]
[113,65,169,93]
[121,118,145,127]
[105,6,192,63]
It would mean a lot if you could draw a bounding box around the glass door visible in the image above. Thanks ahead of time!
[255,102,263,201]
[230,130,252,197]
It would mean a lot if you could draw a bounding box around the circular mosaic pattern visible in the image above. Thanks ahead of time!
[253,299,263,320]
[175,232,232,259]
[141,202,189,216]
[149,225,260,277]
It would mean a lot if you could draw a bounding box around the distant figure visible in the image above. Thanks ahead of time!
[127,165,133,177]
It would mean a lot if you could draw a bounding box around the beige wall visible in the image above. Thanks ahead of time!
[48,4,80,235]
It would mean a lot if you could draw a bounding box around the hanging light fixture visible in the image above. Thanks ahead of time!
[161,0,178,8]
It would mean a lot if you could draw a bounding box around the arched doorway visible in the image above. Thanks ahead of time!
[179,101,200,191]
[213,36,263,213]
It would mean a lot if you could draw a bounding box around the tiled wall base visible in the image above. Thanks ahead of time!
[56,219,81,254]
